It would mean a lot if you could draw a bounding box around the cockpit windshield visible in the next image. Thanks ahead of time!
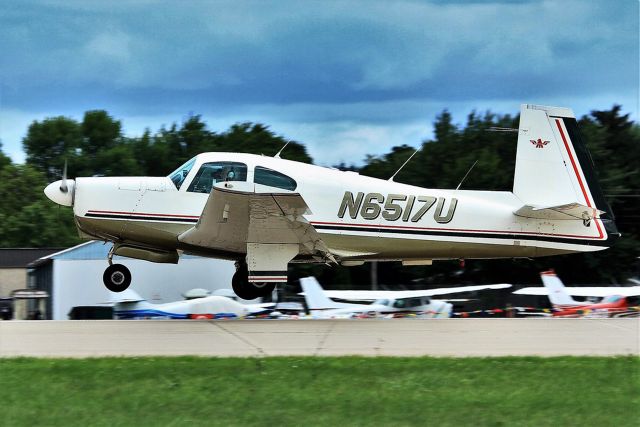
[601,295,623,303]
[374,299,392,307]
[168,157,196,190]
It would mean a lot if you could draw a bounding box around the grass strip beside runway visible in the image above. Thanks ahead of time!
[1,356,638,426]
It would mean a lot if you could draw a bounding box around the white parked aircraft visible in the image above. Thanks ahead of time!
[110,288,272,319]
[299,277,511,318]
[45,104,618,299]
[300,277,451,318]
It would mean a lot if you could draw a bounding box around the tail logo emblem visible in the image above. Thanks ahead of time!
[530,138,550,148]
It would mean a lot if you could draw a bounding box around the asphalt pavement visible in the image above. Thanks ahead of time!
[1,318,638,357]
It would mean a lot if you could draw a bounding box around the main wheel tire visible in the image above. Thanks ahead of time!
[252,282,276,297]
[232,264,258,300]
[232,279,260,300]
[103,264,132,293]
[231,261,278,300]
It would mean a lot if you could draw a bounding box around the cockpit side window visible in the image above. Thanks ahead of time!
[169,158,196,190]
[187,162,247,194]
[254,166,297,191]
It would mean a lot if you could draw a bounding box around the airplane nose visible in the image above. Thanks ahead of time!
[44,179,75,206]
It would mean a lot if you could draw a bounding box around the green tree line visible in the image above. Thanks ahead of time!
[0,107,637,284]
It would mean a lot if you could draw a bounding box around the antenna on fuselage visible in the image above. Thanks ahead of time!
[388,148,420,182]
[487,127,518,133]
[455,160,479,191]
[274,140,291,159]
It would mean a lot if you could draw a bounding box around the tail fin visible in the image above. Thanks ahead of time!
[540,270,580,307]
[513,104,613,222]
[300,277,342,310]
[109,288,148,305]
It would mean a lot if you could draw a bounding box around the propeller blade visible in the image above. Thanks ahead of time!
[60,160,68,193]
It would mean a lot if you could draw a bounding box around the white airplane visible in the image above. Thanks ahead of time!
[110,288,273,319]
[514,270,640,317]
[44,104,618,299]
[300,277,451,318]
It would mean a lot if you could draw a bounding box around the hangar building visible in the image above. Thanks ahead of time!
[28,241,235,320]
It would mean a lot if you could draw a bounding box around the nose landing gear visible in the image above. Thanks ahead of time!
[103,264,132,292]
[103,244,132,292]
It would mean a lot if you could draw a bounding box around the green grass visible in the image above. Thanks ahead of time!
[0,357,638,427]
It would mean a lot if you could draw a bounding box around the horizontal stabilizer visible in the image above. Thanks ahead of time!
[514,203,604,220]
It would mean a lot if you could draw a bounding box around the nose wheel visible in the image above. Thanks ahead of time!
[103,264,132,292]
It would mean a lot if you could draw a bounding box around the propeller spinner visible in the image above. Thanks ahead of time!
[44,161,75,206]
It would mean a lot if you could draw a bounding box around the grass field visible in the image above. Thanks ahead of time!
[0,356,638,426]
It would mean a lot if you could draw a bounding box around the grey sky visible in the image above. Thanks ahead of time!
[1,0,637,165]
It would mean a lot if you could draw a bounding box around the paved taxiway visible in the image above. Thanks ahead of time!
[0,318,637,357]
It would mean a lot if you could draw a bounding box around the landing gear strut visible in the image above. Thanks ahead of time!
[103,264,132,293]
[232,261,276,300]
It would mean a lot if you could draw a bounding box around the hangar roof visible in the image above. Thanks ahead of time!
[0,248,63,268]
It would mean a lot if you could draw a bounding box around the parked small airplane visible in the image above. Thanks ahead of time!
[514,270,640,317]
[299,277,511,318]
[110,288,272,319]
[45,104,618,299]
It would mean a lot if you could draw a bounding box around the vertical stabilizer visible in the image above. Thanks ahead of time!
[513,104,611,217]
[540,270,582,307]
[300,277,342,310]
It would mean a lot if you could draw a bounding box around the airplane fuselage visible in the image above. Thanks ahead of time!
[552,297,628,317]
[68,152,612,263]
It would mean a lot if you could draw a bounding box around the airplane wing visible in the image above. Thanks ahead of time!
[178,182,332,259]
[313,284,512,302]
[514,286,640,297]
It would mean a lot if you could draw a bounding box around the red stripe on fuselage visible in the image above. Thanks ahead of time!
[310,221,602,240]
[87,209,200,219]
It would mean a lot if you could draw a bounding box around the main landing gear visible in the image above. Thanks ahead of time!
[232,261,276,300]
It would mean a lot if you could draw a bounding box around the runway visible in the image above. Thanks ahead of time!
[1,318,638,357]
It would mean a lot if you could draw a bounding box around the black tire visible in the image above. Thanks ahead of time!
[232,264,257,300]
[231,261,277,299]
[103,264,132,293]
[252,282,276,297]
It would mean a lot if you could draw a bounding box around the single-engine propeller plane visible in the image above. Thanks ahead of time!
[44,104,619,299]
[514,270,640,317]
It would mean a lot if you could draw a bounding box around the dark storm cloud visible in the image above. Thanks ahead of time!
[0,0,637,164]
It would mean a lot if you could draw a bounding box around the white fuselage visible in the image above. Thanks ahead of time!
[67,152,610,263]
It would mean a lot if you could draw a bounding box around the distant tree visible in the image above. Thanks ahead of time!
[215,122,313,163]
[0,164,79,247]
[81,110,122,155]
[0,142,11,170]
[22,116,83,180]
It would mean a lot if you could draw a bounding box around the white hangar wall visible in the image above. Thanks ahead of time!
[51,257,235,320]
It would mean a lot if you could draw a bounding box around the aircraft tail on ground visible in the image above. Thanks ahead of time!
[109,288,152,309]
[513,104,616,230]
[540,270,583,308]
[300,277,342,310]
